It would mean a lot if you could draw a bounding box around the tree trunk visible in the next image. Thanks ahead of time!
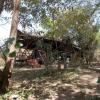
[0,0,20,93]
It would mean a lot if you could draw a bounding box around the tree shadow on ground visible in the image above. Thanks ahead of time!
[56,86,100,100]
[7,67,100,100]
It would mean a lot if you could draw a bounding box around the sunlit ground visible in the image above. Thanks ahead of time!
[0,66,100,100]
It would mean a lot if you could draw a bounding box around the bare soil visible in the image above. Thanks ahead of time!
[0,66,100,100]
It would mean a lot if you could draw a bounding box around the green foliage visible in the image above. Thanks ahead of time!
[41,16,53,30]
[5,38,15,46]
[0,0,14,14]
[19,0,78,30]
[3,48,10,57]
[9,51,16,57]
[15,42,22,48]
[97,76,100,83]
[0,38,21,61]
[45,7,99,48]
[3,38,15,56]
[20,6,27,13]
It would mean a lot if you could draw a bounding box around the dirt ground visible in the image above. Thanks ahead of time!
[0,66,100,100]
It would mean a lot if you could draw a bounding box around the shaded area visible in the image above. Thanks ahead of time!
[0,67,99,100]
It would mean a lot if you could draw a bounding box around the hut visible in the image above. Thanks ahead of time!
[15,30,81,67]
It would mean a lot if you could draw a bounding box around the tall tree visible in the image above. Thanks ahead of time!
[0,0,20,93]
[44,7,99,64]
